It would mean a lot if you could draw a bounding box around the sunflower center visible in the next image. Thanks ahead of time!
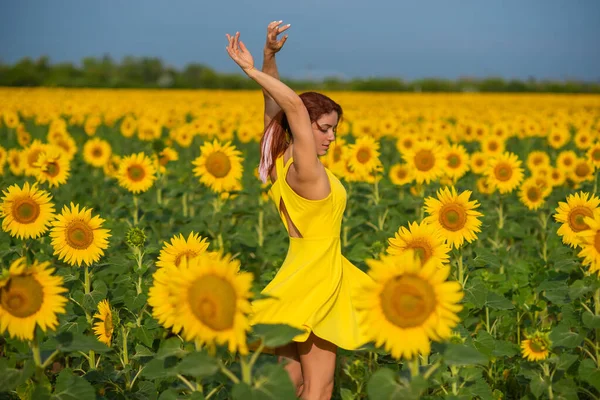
[0,275,44,318]
[447,154,460,168]
[407,240,432,263]
[396,168,407,179]
[529,337,548,353]
[439,204,467,231]
[564,157,573,166]
[526,187,541,202]
[592,150,600,162]
[188,275,236,331]
[403,139,413,149]
[414,150,434,171]
[333,147,342,162]
[356,148,371,164]
[206,151,232,178]
[46,162,60,177]
[28,149,43,167]
[489,142,498,151]
[494,162,513,181]
[92,147,103,158]
[568,207,593,232]
[65,220,94,250]
[104,315,114,334]
[12,198,41,224]
[174,250,199,267]
[127,165,146,182]
[380,274,436,329]
[575,163,591,177]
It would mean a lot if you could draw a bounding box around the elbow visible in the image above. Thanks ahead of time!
[286,96,304,113]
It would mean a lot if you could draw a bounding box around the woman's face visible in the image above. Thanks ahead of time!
[311,111,339,156]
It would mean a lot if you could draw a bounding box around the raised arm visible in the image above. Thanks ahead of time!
[262,20,290,129]
[226,32,323,183]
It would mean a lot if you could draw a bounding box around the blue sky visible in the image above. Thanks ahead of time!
[1,0,599,81]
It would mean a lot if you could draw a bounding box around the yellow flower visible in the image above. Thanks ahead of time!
[33,147,71,188]
[192,140,243,193]
[444,144,470,180]
[117,152,157,194]
[526,151,550,171]
[150,251,254,355]
[547,127,570,149]
[586,142,600,168]
[554,191,600,248]
[347,136,382,176]
[576,209,600,275]
[3,110,20,128]
[574,128,593,150]
[484,152,524,194]
[354,251,464,360]
[1,182,55,239]
[549,168,567,187]
[570,158,595,184]
[156,232,210,268]
[83,138,112,168]
[0,257,68,341]
[479,137,505,157]
[470,151,488,175]
[556,151,577,172]
[402,140,447,184]
[7,149,25,176]
[50,203,111,266]
[120,115,137,138]
[388,163,414,186]
[103,155,122,179]
[476,177,496,195]
[386,220,450,267]
[423,186,483,249]
[521,331,551,362]
[518,178,550,211]
[22,140,50,177]
[93,299,114,346]
[396,134,417,155]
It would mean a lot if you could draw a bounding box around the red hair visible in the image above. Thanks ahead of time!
[258,92,343,183]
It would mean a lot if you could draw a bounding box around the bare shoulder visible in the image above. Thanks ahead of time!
[287,161,331,200]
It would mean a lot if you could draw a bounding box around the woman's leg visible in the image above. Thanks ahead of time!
[297,333,337,400]
[275,342,304,396]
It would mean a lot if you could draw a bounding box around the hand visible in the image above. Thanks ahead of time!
[264,20,290,55]
[225,32,254,73]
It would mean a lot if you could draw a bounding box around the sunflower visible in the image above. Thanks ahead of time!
[476,177,495,195]
[52,135,77,161]
[526,151,550,171]
[148,265,183,332]
[479,137,505,157]
[103,155,122,179]
[83,138,112,168]
[151,251,254,355]
[192,140,243,193]
[158,147,179,172]
[554,191,600,248]
[576,209,600,275]
[93,299,114,346]
[389,163,414,186]
[547,127,570,149]
[556,151,577,172]
[386,220,450,267]
[574,128,593,150]
[17,128,32,148]
[521,331,551,362]
[549,167,567,187]
[347,136,382,175]
[586,142,600,168]
[120,115,137,138]
[0,146,6,173]
[423,186,483,249]
[117,152,157,194]
[33,147,71,188]
[518,178,550,211]
[1,182,55,240]
[570,158,595,184]
[7,149,24,176]
[484,152,524,194]
[402,140,447,184]
[156,232,210,268]
[470,151,488,175]
[50,202,111,266]
[396,134,417,155]
[0,257,68,341]
[22,140,49,177]
[353,251,464,359]
[3,110,20,128]
[444,144,470,180]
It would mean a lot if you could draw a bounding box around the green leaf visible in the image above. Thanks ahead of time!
[231,364,296,400]
[473,248,500,268]
[529,373,547,399]
[554,352,578,370]
[141,357,179,380]
[133,326,155,348]
[486,292,514,310]
[465,379,493,400]
[473,331,494,357]
[582,311,600,328]
[444,343,489,366]
[579,359,600,391]
[0,359,35,392]
[52,331,111,353]
[568,280,593,299]
[537,280,570,305]
[82,280,108,310]
[553,377,578,399]
[464,278,487,308]
[155,337,185,359]
[176,352,218,378]
[51,368,95,400]
[250,324,304,348]
[132,344,155,359]
[366,368,405,400]
[549,324,583,349]
[491,340,518,357]
[340,388,355,400]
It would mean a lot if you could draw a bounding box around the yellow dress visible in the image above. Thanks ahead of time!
[250,154,373,350]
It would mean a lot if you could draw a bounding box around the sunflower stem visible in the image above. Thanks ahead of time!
[240,355,252,384]
[182,192,188,218]
[133,195,139,225]
[373,175,380,205]
[40,350,60,369]
[594,287,600,368]
[177,374,197,392]
[257,196,264,247]
[423,360,441,380]
[88,350,96,370]
[84,265,91,295]
[456,248,465,286]
[407,357,419,378]
[486,307,490,333]
[218,360,240,384]
[248,340,265,371]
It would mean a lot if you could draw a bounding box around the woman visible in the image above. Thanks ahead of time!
[226,26,372,400]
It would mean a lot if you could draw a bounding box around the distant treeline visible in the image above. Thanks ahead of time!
[1,55,599,93]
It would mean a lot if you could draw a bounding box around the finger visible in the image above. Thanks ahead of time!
[277,23,291,34]
[232,32,239,51]
[268,20,283,29]
[239,40,249,53]
[278,35,289,46]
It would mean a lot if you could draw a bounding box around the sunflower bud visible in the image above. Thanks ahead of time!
[126,227,146,248]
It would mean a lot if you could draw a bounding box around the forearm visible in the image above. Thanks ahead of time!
[247,67,300,115]
[262,51,280,99]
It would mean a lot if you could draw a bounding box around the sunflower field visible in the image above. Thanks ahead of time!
[1,88,600,400]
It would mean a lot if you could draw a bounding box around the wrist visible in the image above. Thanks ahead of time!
[263,49,277,58]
